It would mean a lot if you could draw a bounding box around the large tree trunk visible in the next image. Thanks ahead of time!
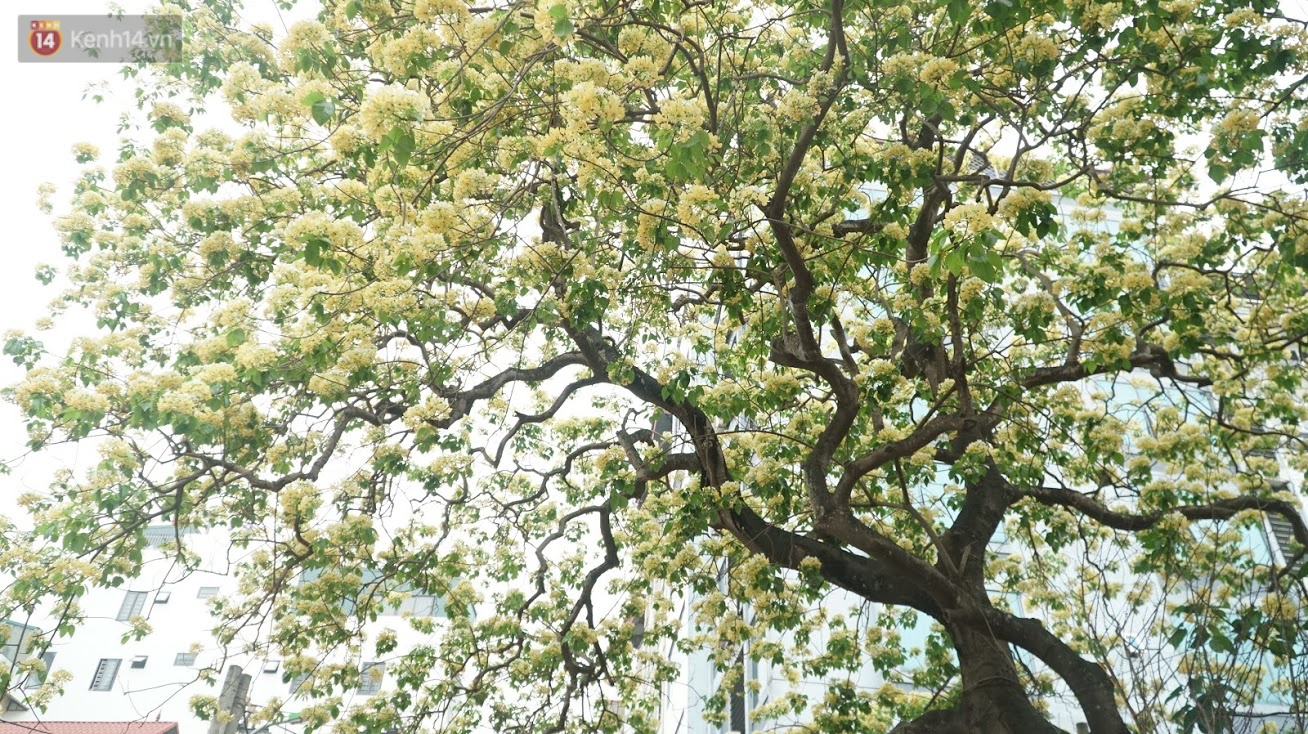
[890,618,1066,734]
[953,623,1065,733]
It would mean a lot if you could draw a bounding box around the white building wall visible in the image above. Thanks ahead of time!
[1,526,446,732]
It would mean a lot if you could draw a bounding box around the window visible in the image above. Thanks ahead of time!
[746,653,760,712]
[1,620,37,663]
[116,591,148,621]
[24,652,55,689]
[304,566,456,619]
[357,662,384,695]
[89,658,121,691]
[387,594,445,618]
[1265,508,1305,575]
[142,525,198,547]
[263,660,280,673]
[5,699,26,712]
[989,590,1024,614]
[197,586,219,599]
[154,591,171,604]
[174,652,196,666]
[130,655,148,669]
[898,609,935,659]
[288,672,309,694]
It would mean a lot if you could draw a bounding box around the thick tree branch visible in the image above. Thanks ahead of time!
[562,318,955,614]
[988,610,1129,734]
[1019,485,1308,552]
[1016,343,1214,391]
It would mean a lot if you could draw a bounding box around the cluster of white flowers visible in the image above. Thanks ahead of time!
[1013,290,1057,317]
[1015,33,1059,64]
[220,62,270,114]
[452,167,500,202]
[414,0,468,21]
[634,199,667,251]
[1163,268,1212,296]
[1120,269,1153,291]
[1215,108,1261,138]
[778,89,819,122]
[1074,0,1122,29]
[1090,98,1157,149]
[233,341,277,370]
[281,19,330,57]
[373,26,442,75]
[12,369,64,410]
[197,231,237,261]
[531,0,570,41]
[150,101,190,127]
[186,144,229,181]
[156,380,215,417]
[881,51,926,79]
[907,262,932,286]
[1222,7,1264,28]
[997,187,1052,219]
[617,25,667,58]
[323,125,366,159]
[358,83,431,140]
[62,388,110,414]
[283,210,364,251]
[427,452,471,477]
[654,97,707,139]
[35,181,58,214]
[112,157,158,188]
[193,363,238,385]
[624,55,661,85]
[919,57,959,86]
[211,298,252,329]
[958,276,985,305]
[278,480,323,527]
[676,185,720,233]
[403,395,453,431]
[71,141,100,160]
[562,82,625,125]
[944,203,995,238]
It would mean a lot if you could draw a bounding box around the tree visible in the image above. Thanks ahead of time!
[4,0,1308,731]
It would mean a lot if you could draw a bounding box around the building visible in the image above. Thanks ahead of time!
[0,721,180,734]
[0,525,446,733]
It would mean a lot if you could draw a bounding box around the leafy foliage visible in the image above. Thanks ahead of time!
[4,0,1308,731]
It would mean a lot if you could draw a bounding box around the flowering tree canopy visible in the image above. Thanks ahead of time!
[6,0,1308,731]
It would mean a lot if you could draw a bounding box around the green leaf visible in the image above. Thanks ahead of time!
[666,157,686,181]
[305,237,324,266]
[553,16,574,39]
[1168,626,1187,648]
[942,249,965,276]
[947,0,970,24]
[968,251,1003,283]
[386,126,417,167]
[310,97,334,126]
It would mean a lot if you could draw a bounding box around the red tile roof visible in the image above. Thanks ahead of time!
[0,724,178,734]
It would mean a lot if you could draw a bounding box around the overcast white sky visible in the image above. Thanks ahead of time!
[0,0,303,518]
[0,2,143,507]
